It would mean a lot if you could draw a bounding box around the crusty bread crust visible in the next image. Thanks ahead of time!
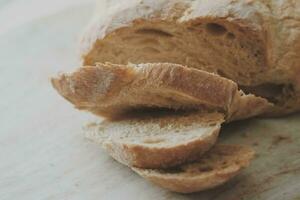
[85,112,223,169]
[132,144,255,193]
[81,0,300,115]
[51,63,236,116]
[52,63,272,121]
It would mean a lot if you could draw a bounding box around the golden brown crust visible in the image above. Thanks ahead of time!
[52,63,236,113]
[51,64,135,109]
[132,144,255,193]
[52,63,272,121]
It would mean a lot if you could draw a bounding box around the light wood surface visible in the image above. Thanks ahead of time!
[0,1,299,200]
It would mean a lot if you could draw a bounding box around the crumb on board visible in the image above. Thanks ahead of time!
[271,134,292,146]
[252,141,259,146]
[268,134,292,149]
[242,132,250,138]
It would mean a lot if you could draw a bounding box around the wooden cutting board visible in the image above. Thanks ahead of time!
[0,1,299,199]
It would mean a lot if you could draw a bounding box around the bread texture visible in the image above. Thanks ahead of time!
[81,0,300,115]
[132,144,255,193]
[52,62,272,121]
[85,112,223,169]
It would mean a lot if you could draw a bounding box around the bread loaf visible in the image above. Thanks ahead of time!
[81,0,300,115]
[50,0,277,193]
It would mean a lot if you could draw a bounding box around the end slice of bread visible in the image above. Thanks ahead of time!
[85,112,224,169]
[52,62,272,121]
[132,144,255,193]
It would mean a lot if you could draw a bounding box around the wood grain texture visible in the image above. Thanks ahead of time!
[0,1,299,200]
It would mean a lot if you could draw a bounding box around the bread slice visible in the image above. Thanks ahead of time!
[132,144,255,193]
[85,112,224,169]
[52,62,272,121]
[81,0,300,115]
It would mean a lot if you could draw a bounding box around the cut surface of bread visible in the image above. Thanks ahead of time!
[85,112,224,169]
[132,144,255,193]
[52,62,272,121]
[81,0,300,115]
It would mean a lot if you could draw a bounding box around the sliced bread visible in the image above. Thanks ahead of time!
[85,112,224,169]
[132,144,255,193]
[52,62,272,121]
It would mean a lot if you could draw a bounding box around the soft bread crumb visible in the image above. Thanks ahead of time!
[85,112,224,168]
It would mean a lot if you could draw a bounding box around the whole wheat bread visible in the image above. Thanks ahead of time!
[132,144,255,193]
[85,112,223,169]
[52,62,272,121]
[81,0,300,115]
